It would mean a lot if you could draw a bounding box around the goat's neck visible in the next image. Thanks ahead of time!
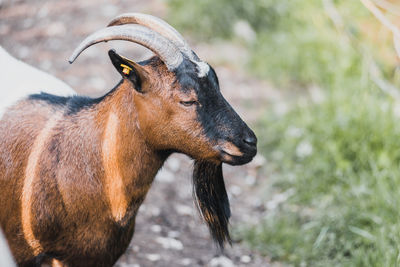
[89,80,167,222]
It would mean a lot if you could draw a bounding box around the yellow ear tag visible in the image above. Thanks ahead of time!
[120,64,132,75]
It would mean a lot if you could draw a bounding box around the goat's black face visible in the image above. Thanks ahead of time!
[114,53,257,248]
[175,59,257,166]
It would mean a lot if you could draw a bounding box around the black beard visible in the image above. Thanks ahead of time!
[192,160,231,249]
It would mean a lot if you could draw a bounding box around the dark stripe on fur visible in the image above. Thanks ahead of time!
[28,80,123,115]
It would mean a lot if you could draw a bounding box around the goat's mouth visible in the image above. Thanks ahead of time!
[218,146,257,166]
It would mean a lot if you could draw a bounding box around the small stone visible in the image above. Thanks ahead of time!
[245,175,256,186]
[229,185,242,196]
[138,204,146,212]
[150,225,162,233]
[145,254,161,262]
[149,207,161,217]
[167,231,180,238]
[209,256,234,267]
[175,204,192,216]
[155,237,183,250]
[181,258,193,266]
[240,255,251,263]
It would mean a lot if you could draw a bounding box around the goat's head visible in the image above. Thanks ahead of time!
[69,13,257,248]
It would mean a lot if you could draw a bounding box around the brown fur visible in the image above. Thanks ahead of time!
[133,59,219,160]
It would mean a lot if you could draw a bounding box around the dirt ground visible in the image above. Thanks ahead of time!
[0,0,279,266]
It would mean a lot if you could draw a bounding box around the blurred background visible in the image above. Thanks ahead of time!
[1,0,400,266]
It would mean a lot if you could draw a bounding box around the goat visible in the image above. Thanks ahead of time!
[0,46,75,120]
[0,13,257,267]
[0,229,15,267]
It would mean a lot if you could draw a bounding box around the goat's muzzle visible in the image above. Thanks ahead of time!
[217,129,257,166]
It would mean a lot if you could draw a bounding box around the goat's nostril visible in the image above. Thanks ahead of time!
[243,134,257,147]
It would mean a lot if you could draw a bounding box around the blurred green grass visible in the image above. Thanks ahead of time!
[238,87,400,266]
[169,0,400,266]
[168,0,397,87]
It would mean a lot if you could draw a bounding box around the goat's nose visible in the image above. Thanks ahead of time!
[243,131,257,147]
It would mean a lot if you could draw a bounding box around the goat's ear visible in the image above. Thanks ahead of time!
[108,49,147,92]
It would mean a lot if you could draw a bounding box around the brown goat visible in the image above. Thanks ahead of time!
[0,13,257,267]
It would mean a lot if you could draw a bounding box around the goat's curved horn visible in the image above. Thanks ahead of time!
[107,13,199,61]
[68,24,183,70]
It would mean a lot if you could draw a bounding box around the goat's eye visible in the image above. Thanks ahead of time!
[180,100,197,107]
